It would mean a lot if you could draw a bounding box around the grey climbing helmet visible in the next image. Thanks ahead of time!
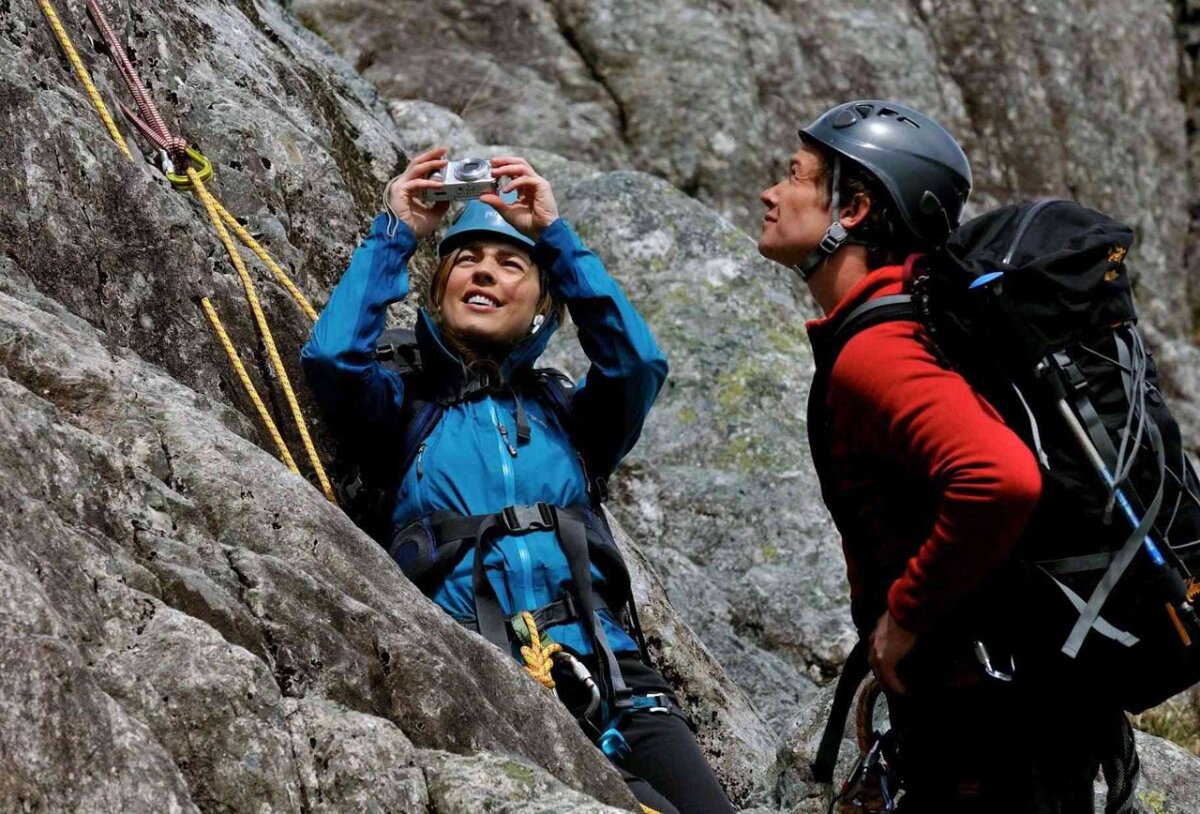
[794,100,972,278]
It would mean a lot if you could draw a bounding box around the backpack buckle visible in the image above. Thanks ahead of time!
[501,502,556,533]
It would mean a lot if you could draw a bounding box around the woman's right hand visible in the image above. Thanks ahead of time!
[385,146,450,238]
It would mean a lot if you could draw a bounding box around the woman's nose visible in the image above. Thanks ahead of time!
[470,264,497,284]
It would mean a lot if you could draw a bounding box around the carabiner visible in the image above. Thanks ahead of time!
[165,146,214,189]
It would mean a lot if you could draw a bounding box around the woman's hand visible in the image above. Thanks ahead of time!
[385,146,450,238]
[479,156,560,239]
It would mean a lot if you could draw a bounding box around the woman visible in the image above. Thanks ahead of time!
[302,147,733,814]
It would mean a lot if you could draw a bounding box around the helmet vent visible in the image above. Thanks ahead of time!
[855,103,875,118]
[878,107,921,128]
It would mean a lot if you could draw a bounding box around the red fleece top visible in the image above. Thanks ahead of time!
[806,261,1042,635]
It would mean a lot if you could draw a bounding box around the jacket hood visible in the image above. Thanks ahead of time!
[414,307,561,397]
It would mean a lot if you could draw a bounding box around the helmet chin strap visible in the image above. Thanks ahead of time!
[793,154,849,281]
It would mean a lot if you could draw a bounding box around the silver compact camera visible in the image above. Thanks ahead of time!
[422,157,497,203]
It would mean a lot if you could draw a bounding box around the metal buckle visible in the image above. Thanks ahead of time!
[818,222,848,254]
[501,502,556,533]
[640,692,671,714]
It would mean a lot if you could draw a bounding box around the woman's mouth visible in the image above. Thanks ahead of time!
[465,293,501,309]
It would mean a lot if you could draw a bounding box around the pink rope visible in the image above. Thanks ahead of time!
[85,0,187,166]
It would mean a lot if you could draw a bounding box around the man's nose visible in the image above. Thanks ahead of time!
[761,184,779,209]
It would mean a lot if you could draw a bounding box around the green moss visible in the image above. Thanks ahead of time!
[676,405,697,425]
[761,543,778,562]
[1137,790,1168,814]
[500,761,536,786]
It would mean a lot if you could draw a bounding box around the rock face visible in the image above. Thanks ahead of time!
[5,0,1200,811]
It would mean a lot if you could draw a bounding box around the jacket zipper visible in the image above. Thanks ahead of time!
[485,397,535,610]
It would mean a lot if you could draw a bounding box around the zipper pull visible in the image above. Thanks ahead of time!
[416,442,427,478]
[496,422,518,457]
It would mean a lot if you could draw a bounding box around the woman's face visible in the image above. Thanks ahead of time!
[439,240,542,346]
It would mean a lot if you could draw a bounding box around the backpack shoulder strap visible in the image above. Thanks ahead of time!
[530,368,613,505]
[826,294,919,369]
[807,294,920,531]
[532,367,575,417]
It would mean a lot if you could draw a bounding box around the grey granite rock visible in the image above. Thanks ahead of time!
[290,0,1195,341]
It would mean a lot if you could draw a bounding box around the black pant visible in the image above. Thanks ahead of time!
[570,655,734,814]
[889,671,1140,814]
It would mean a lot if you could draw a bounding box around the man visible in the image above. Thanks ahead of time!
[758,100,1141,812]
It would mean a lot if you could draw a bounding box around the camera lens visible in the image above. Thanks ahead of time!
[456,158,489,182]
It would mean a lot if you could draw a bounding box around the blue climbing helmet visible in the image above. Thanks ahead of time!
[438,197,534,258]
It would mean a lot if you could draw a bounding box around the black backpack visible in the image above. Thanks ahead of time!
[811,199,1200,782]
[334,328,590,545]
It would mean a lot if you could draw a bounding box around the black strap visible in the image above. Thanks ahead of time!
[812,638,870,784]
[830,295,919,352]
[1053,351,1120,473]
[807,294,921,536]
[556,507,633,711]
[455,592,611,637]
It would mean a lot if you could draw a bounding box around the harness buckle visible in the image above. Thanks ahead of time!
[501,502,556,533]
[638,692,671,714]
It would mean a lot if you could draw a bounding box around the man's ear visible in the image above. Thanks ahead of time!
[839,192,872,230]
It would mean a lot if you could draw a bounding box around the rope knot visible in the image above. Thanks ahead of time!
[518,611,561,690]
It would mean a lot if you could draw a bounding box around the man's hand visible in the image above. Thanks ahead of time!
[386,146,451,238]
[869,611,917,695]
[479,156,560,239]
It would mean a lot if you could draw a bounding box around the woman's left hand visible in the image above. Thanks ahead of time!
[479,156,560,239]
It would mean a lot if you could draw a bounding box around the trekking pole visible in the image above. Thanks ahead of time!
[1046,382,1200,648]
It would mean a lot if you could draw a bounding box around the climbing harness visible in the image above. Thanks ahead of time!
[36,0,332,500]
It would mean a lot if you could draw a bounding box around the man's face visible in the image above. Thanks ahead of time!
[758,145,831,268]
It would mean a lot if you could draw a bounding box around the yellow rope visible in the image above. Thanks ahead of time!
[215,204,319,323]
[39,1,331,500]
[518,611,561,690]
[35,0,133,161]
[1187,578,1199,604]
[200,297,299,474]
[189,168,335,502]
[639,806,664,814]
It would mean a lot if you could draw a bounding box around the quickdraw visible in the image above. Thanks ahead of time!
[37,0,332,501]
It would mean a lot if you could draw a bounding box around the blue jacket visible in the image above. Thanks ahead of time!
[301,214,668,658]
